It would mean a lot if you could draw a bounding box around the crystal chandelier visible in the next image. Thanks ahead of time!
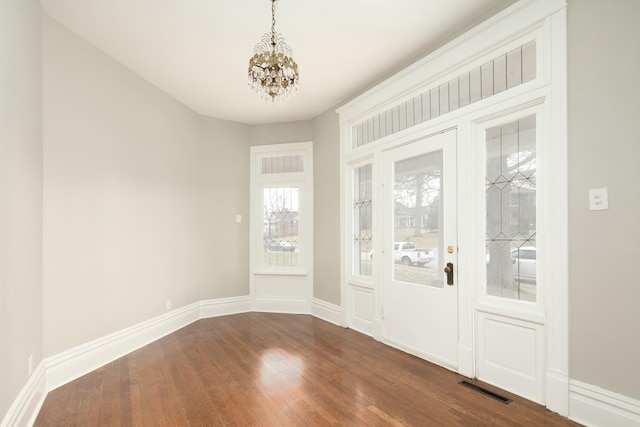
[248,0,299,103]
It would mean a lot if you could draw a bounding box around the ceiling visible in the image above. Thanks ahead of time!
[40,0,514,125]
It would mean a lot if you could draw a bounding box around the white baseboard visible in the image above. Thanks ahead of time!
[0,362,46,427]
[348,317,374,337]
[310,298,343,326]
[45,302,200,391]
[569,380,640,427]
[199,296,252,318]
[457,342,474,378]
[546,369,569,416]
[251,297,310,314]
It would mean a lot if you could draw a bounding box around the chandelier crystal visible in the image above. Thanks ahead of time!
[248,0,299,103]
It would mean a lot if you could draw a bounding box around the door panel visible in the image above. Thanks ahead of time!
[382,130,458,368]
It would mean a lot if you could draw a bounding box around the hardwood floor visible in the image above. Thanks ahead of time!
[35,313,581,426]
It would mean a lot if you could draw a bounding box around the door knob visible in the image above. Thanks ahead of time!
[444,262,454,286]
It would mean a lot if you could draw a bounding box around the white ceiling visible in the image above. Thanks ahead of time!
[40,0,513,125]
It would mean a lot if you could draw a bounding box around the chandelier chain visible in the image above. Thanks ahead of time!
[271,0,276,47]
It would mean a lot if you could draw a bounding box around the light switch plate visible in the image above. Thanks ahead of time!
[589,188,608,211]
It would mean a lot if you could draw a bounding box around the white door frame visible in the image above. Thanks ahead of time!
[337,0,568,415]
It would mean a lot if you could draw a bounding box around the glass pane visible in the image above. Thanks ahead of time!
[379,111,387,138]
[430,88,440,118]
[261,155,303,174]
[413,95,423,125]
[486,115,537,301]
[459,73,470,108]
[373,115,380,141]
[362,120,369,145]
[367,117,375,144]
[351,125,359,149]
[353,165,373,276]
[393,151,443,288]
[439,83,449,115]
[469,66,482,103]
[482,62,494,99]
[494,54,507,94]
[356,123,364,148]
[421,92,431,122]
[506,47,523,89]
[392,106,400,133]
[263,187,299,267]
[449,77,460,111]
[522,41,537,83]
[405,99,414,128]
[399,102,408,131]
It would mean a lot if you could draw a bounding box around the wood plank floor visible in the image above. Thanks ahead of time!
[35,312,581,426]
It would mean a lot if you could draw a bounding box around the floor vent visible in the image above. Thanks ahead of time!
[459,380,512,404]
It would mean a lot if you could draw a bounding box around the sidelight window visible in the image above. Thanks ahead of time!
[353,164,373,276]
[485,115,537,301]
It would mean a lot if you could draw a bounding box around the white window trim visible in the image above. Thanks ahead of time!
[250,141,313,276]
[345,154,376,286]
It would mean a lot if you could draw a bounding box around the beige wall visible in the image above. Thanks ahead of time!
[249,121,313,146]
[0,0,44,417]
[198,117,251,299]
[312,110,341,304]
[43,17,203,355]
[567,0,640,400]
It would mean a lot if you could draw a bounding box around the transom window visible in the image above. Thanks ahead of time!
[351,41,536,148]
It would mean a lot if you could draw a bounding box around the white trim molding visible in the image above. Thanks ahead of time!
[310,298,343,326]
[200,296,252,319]
[0,362,46,427]
[569,380,640,427]
[251,297,310,314]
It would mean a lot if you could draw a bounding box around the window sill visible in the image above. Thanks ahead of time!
[252,268,309,277]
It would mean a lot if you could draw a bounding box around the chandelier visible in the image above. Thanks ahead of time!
[248,0,299,103]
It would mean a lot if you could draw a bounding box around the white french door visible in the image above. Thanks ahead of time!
[381,130,458,369]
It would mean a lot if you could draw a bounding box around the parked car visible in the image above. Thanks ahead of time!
[265,240,296,252]
[393,242,433,267]
[511,246,536,281]
[486,246,536,282]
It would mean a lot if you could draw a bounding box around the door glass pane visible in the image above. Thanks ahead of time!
[393,151,443,288]
[353,165,373,276]
[263,187,299,267]
[486,115,536,301]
